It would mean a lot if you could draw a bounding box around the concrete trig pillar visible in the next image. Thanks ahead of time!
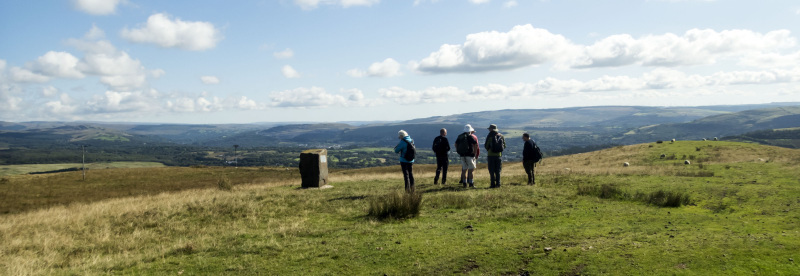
[299,149,329,188]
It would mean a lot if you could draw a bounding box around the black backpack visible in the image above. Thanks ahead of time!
[456,133,475,156]
[532,144,543,163]
[403,140,416,161]
[490,134,504,153]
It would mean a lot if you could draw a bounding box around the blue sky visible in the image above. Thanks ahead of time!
[1,0,800,124]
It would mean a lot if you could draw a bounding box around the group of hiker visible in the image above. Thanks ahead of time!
[393,124,542,193]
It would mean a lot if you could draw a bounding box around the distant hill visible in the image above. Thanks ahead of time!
[614,106,800,144]
[2,103,799,152]
[724,127,800,148]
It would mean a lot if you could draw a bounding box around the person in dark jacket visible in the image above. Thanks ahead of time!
[394,130,415,192]
[484,124,506,188]
[455,124,479,188]
[431,128,450,185]
[522,133,540,185]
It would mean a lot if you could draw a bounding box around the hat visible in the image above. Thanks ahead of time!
[487,124,498,131]
[463,124,474,132]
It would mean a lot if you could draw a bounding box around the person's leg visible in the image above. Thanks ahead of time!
[440,157,448,185]
[408,163,415,192]
[401,162,411,192]
[524,160,534,185]
[467,168,474,188]
[434,157,442,184]
[496,158,502,187]
[460,157,468,187]
[487,157,495,187]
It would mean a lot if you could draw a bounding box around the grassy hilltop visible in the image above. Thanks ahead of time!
[1,141,799,275]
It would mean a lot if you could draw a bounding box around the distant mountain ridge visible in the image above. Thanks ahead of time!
[2,103,799,152]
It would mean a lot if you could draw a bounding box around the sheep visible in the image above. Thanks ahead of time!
[713,137,718,141]
[623,162,630,167]
[671,139,676,143]
[660,154,666,159]
[684,160,691,165]
[702,138,707,141]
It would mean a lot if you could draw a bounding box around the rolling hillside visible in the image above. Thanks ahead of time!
[1,141,798,274]
[615,106,800,144]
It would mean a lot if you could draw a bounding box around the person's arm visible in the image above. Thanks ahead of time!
[394,140,404,153]
[472,135,479,157]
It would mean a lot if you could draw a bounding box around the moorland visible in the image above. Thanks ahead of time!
[1,141,799,274]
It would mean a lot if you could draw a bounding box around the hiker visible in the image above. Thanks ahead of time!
[455,124,479,188]
[432,128,450,185]
[522,133,542,185]
[484,124,506,188]
[394,130,416,193]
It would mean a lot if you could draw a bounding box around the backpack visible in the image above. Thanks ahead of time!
[456,133,475,156]
[490,134,504,153]
[532,144,543,163]
[403,140,416,161]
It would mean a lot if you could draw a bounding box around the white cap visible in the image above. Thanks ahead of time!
[463,124,474,132]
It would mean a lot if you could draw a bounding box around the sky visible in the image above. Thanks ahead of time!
[1,0,800,124]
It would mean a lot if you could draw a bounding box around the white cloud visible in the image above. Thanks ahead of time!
[413,24,577,73]
[348,58,402,77]
[72,0,123,15]
[149,69,166,78]
[85,24,106,39]
[270,86,369,107]
[382,67,800,105]
[168,95,263,112]
[503,1,518,8]
[87,89,161,113]
[379,86,467,104]
[0,83,23,112]
[9,67,49,83]
[120,13,223,51]
[294,0,380,10]
[42,86,59,97]
[273,48,295,59]
[65,30,150,91]
[570,29,795,68]
[469,0,491,4]
[44,93,78,116]
[30,51,85,78]
[413,25,799,73]
[282,65,301,78]
[201,75,220,84]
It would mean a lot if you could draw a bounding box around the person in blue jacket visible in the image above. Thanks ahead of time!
[394,130,415,193]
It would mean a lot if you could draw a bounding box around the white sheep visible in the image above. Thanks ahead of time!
[623,162,630,167]
[684,160,691,165]
[671,139,676,142]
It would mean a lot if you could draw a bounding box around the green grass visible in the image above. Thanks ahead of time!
[0,161,165,176]
[1,142,799,275]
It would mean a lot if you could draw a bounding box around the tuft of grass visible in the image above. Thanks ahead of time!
[217,177,232,191]
[579,185,692,207]
[577,184,628,200]
[638,190,692,207]
[367,191,423,220]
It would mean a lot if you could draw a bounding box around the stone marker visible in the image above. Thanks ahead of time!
[299,149,329,188]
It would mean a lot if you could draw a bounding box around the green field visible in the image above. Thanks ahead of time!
[1,142,799,274]
[0,162,166,176]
